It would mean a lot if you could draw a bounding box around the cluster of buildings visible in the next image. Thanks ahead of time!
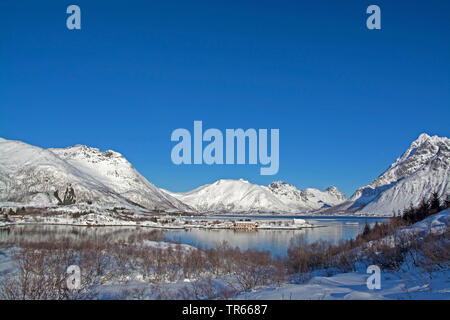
[233,221,259,230]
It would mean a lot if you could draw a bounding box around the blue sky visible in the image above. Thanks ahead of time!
[0,0,449,196]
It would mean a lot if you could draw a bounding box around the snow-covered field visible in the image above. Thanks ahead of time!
[236,268,450,300]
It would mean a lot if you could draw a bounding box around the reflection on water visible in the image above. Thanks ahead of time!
[166,217,388,256]
[0,225,144,245]
[0,216,388,257]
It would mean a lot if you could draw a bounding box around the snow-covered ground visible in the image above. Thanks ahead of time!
[236,268,450,300]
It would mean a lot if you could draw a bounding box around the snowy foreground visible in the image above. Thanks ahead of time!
[0,248,448,300]
[0,210,447,300]
[240,210,450,300]
[237,269,450,300]
[2,249,445,300]
[87,266,449,300]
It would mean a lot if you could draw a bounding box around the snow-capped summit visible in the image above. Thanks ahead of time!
[332,133,450,216]
[268,181,346,211]
[326,186,340,194]
[351,133,448,202]
[49,144,194,212]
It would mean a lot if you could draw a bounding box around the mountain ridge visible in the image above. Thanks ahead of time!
[162,179,347,213]
[1,133,448,217]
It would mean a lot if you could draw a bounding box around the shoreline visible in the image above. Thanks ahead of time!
[0,213,389,231]
[1,221,326,231]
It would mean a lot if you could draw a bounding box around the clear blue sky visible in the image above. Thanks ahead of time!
[1,1,449,196]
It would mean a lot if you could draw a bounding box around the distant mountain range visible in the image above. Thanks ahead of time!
[0,133,448,216]
[162,179,346,213]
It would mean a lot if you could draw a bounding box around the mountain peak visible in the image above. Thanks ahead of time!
[416,132,431,141]
[50,145,126,165]
[326,186,339,193]
[213,178,251,185]
[411,133,449,148]
[268,181,291,189]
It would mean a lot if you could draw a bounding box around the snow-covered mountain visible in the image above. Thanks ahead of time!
[3,137,346,215]
[326,133,450,216]
[268,181,346,211]
[2,133,447,217]
[0,138,192,212]
[163,179,346,213]
[49,145,193,212]
[163,179,293,213]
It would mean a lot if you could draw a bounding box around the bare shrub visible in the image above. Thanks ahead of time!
[0,246,105,300]
[233,249,277,291]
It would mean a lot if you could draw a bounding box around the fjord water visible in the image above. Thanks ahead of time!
[166,216,389,256]
[0,216,388,257]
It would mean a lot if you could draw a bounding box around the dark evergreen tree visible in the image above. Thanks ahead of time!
[417,198,430,222]
[429,192,442,212]
[402,203,415,223]
[362,220,371,237]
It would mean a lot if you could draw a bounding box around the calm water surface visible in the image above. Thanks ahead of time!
[0,216,388,257]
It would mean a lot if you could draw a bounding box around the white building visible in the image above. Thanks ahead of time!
[293,218,306,225]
